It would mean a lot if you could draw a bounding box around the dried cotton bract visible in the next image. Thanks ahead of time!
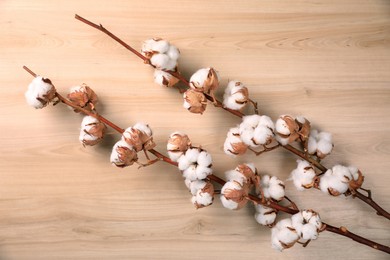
[307,129,333,158]
[67,84,98,111]
[167,132,192,162]
[154,69,179,88]
[122,123,156,152]
[183,89,207,114]
[79,116,106,146]
[222,81,249,111]
[25,76,57,109]
[110,140,138,167]
[319,165,364,196]
[290,160,317,191]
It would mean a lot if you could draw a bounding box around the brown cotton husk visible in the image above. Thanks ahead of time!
[123,128,156,152]
[229,141,248,155]
[224,182,250,210]
[116,146,138,167]
[82,121,106,146]
[168,133,191,152]
[161,73,179,87]
[67,84,98,111]
[38,77,57,107]
[349,171,364,190]
[184,89,207,114]
[296,117,311,141]
[203,67,219,94]
[236,164,257,184]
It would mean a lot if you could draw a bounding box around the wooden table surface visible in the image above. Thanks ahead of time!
[1,0,389,259]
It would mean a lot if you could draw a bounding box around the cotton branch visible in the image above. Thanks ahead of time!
[23,66,389,253]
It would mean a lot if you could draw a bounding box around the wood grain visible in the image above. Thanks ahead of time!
[1,0,389,259]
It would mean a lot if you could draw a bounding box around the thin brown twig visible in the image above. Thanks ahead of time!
[23,65,390,254]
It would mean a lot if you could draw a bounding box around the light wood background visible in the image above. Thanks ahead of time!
[1,0,389,259]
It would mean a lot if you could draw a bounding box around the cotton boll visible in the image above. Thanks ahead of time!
[189,68,210,92]
[220,180,248,210]
[25,76,56,109]
[192,191,213,208]
[183,89,207,114]
[150,53,170,69]
[271,218,299,251]
[110,140,138,167]
[307,129,333,158]
[153,69,179,87]
[167,45,180,61]
[291,210,322,241]
[224,134,248,156]
[79,115,106,146]
[222,81,249,111]
[290,160,316,191]
[268,181,285,201]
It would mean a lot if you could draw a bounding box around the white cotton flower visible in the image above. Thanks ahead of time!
[110,140,138,167]
[308,129,333,158]
[291,210,322,241]
[79,115,106,146]
[290,160,316,191]
[319,164,358,196]
[189,67,220,94]
[271,218,299,251]
[153,69,179,88]
[261,175,285,201]
[25,76,56,109]
[239,115,275,148]
[254,204,277,226]
[220,180,248,210]
[222,81,249,111]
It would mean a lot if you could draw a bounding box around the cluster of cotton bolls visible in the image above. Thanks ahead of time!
[220,163,258,210]
[290,160,317,191]
[319,165,364,196]
[222,80,249,111]
[167,133,214,208]
[271,210,323,251]
[274,115,311,146]
[141,38,180,88]
[224,115,275,156]
[25,76,57,109]
[307,129,333,158]
[111,123,155,168]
